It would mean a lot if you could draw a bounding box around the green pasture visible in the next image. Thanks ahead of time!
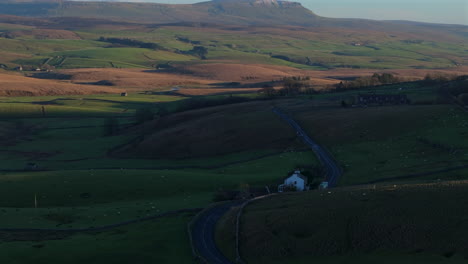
[1,24,466,69]
[0,150,316,228]
[0,86,466,264]
[0,93,318,230]
[0,214,196,264]
[15,47,195,69]
[223,183,468,264]
[287,102,468,185]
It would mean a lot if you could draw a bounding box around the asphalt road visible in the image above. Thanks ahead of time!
[273,108,342,187]
[190,109,342,264]
[191,201,243,264]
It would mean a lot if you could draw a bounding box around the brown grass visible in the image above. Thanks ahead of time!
[0,72,121,96]
[61,68,217,89]
[3,65,466,97]
[178,63,468,86]
[8,29,81,39]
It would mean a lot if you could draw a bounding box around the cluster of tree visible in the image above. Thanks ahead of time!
[176,36,201,45]
[98,37,163,50]
[335,73,401,90]
[180,46,208,59]
[423,73,460,84]
[258,76,316,97]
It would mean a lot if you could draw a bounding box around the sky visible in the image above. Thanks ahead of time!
[143,0,468,25]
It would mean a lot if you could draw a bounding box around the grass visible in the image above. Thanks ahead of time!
[283,99,468,185]
[0,214,196,264]
[216,182,468,264]
[15,47,195,69]
[0,20,466,69]
[0,93,320,263]
[0,81,466,263]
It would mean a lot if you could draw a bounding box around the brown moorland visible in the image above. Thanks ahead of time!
[5,29,81,39]
[0,72,120,96]
[60,68,215,89]
[2,63,466,97]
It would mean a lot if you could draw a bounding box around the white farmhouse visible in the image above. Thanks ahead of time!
[278,170,308,192]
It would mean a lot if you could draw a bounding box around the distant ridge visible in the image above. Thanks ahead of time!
[0,0,466,33]
[0,0,317,26]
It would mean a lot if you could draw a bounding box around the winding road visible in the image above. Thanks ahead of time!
[190,108,343,263]
[191,201,243,264]
[273,107,342,187]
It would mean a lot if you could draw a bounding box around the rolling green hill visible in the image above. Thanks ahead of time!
[217,181,468,264]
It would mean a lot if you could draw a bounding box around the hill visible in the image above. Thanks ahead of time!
[0,0,465,34]
[0,0,318,26]
[113,100,304,159]
[218,181,468,263]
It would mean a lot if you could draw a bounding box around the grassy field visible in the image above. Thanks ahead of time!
[217,181,468,264]
[0,78,466,263]
[0,92,319,263]
[0,4,466,263]
[278,86,468,185]
[0,214,196,264]
[0,15,466,71]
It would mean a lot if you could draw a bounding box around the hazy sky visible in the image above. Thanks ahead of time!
[147,0,468,25]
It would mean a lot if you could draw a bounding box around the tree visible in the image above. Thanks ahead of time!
[258,85,276,98]
[190,46,208,59]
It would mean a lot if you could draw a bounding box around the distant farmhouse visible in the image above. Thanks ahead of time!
[278,170,308,192]
[357,94,409,106]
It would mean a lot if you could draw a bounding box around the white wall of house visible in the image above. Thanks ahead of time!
[284,174,306,191]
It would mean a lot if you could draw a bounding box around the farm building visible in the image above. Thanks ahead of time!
[357,94,409,106]
[278,170,308,192]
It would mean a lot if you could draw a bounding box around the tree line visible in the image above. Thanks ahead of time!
[335,73,402,90]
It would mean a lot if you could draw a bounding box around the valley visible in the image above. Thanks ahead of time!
[0,0,467,263]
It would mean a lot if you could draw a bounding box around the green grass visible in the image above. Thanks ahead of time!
[284,101,468,185]
[0,86,466,264]
[1,21,466,69]
[218,182,468,264]
[15,47,195,69]
[0,214,196,264]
